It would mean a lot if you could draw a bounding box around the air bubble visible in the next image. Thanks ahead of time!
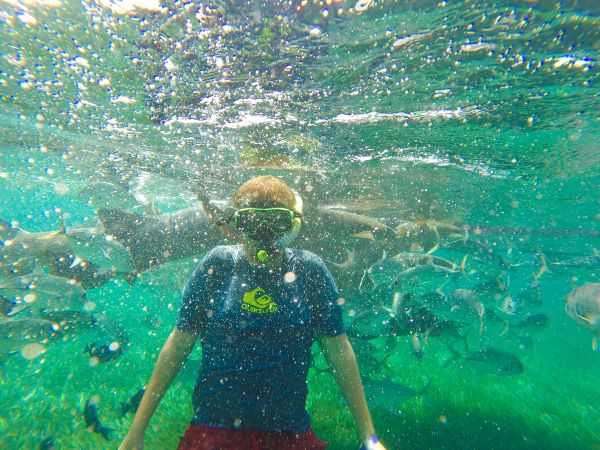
[21,343,45,360]
[284,271,297,283]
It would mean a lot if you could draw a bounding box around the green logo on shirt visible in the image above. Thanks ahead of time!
[242,287,278,314]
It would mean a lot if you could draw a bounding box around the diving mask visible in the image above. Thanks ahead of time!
[232,207,301,242]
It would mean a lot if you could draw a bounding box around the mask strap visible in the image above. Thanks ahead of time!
[274,190,303,249]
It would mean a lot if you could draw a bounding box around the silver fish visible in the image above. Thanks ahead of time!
[447,346,524,375]
[66,226,136,273]
[0,316,60,357]
[389,252,467,273]
[0,219,116,290]
[363,377,432,413]
[551,251,600,269]
[0,219,71,277]
[0,271,86,305]
[565,282,600,351]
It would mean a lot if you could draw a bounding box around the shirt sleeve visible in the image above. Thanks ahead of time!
[176,259,208,335]
[307,253,346,336]
[177,246,236,334]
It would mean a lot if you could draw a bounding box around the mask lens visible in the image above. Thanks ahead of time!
[234,208,294,240]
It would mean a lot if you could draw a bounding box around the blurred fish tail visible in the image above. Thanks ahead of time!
[0,218,18,241]
[418,377,434,407]
[419,377,433,396]
[460,328,471,353]
[120,402,130,417]
[39,437,57,450]
[459,255,469,280]
[99,426,113,441]
[443,342,462,367]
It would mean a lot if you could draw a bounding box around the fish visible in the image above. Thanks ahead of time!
[352,231,376,241]
[347,306,393,341]
[0,270,85,298]
[447,346,524,375]
[0,294,16,316]
[325,250,356,270]
[85,341,125,363]
[39,310,97,336]
[97,207,223,272]
[551,250,600,269]
[448,289,485,334]
[0,270,86,311]
[389,252,467,274]
[512,313,549,330]
[448,288,477,304]
[498,296,520,316]
[362,377,432,413]
[120,387,145,417]
[65,226,136,274]
[0,219,112,290]
[297,206,397,244]
[27,205,399,295]
[395,220,468,254]
[391,34,427,51]
[352,340,389,377]
[410,334,425,359]
[385,252,467,295]
[471,279,505,304]
[0,316,60,357]
[92,312,130,344]
[83,399,113,440]
[390,306,438,336]
[39,437,57,450]
[472,301,486,335]
[565,282,600,351]
[0,219,72,278]
[419,291,446,304]
[392,264,454,295]
[530,254,547,287]
[426,320,469,349]
[354,0,374,13]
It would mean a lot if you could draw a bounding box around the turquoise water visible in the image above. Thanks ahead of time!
[0,1,599,449]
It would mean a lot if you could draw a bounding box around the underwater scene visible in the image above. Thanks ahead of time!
[0,0,599,449]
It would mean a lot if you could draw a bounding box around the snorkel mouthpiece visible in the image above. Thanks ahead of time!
[256,249,269,263]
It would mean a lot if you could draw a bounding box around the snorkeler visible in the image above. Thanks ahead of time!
[119,176,386,450]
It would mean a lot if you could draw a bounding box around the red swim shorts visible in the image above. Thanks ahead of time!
[177,424,328,450]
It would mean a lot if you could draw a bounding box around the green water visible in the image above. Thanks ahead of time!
[0,1,599,449]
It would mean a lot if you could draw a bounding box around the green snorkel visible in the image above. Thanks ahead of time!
[256,249,269,263]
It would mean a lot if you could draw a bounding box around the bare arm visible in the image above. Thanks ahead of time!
[119,327,198,450]
[320,333,386,450]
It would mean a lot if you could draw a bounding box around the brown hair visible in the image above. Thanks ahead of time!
[231,176,296,210]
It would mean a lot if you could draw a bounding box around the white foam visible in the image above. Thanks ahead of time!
[326,107,480,125]
[223,114,280,129]
[98,0,163,15]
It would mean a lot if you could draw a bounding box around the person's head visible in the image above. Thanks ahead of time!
[230,176,303,262]
[231,175,298,211]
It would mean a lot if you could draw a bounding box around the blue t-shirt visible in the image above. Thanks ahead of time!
[176,245,345,432]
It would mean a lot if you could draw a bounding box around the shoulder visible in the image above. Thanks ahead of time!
[193,245,241,278]
[202,245,241,265]
[288,248,329,271]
